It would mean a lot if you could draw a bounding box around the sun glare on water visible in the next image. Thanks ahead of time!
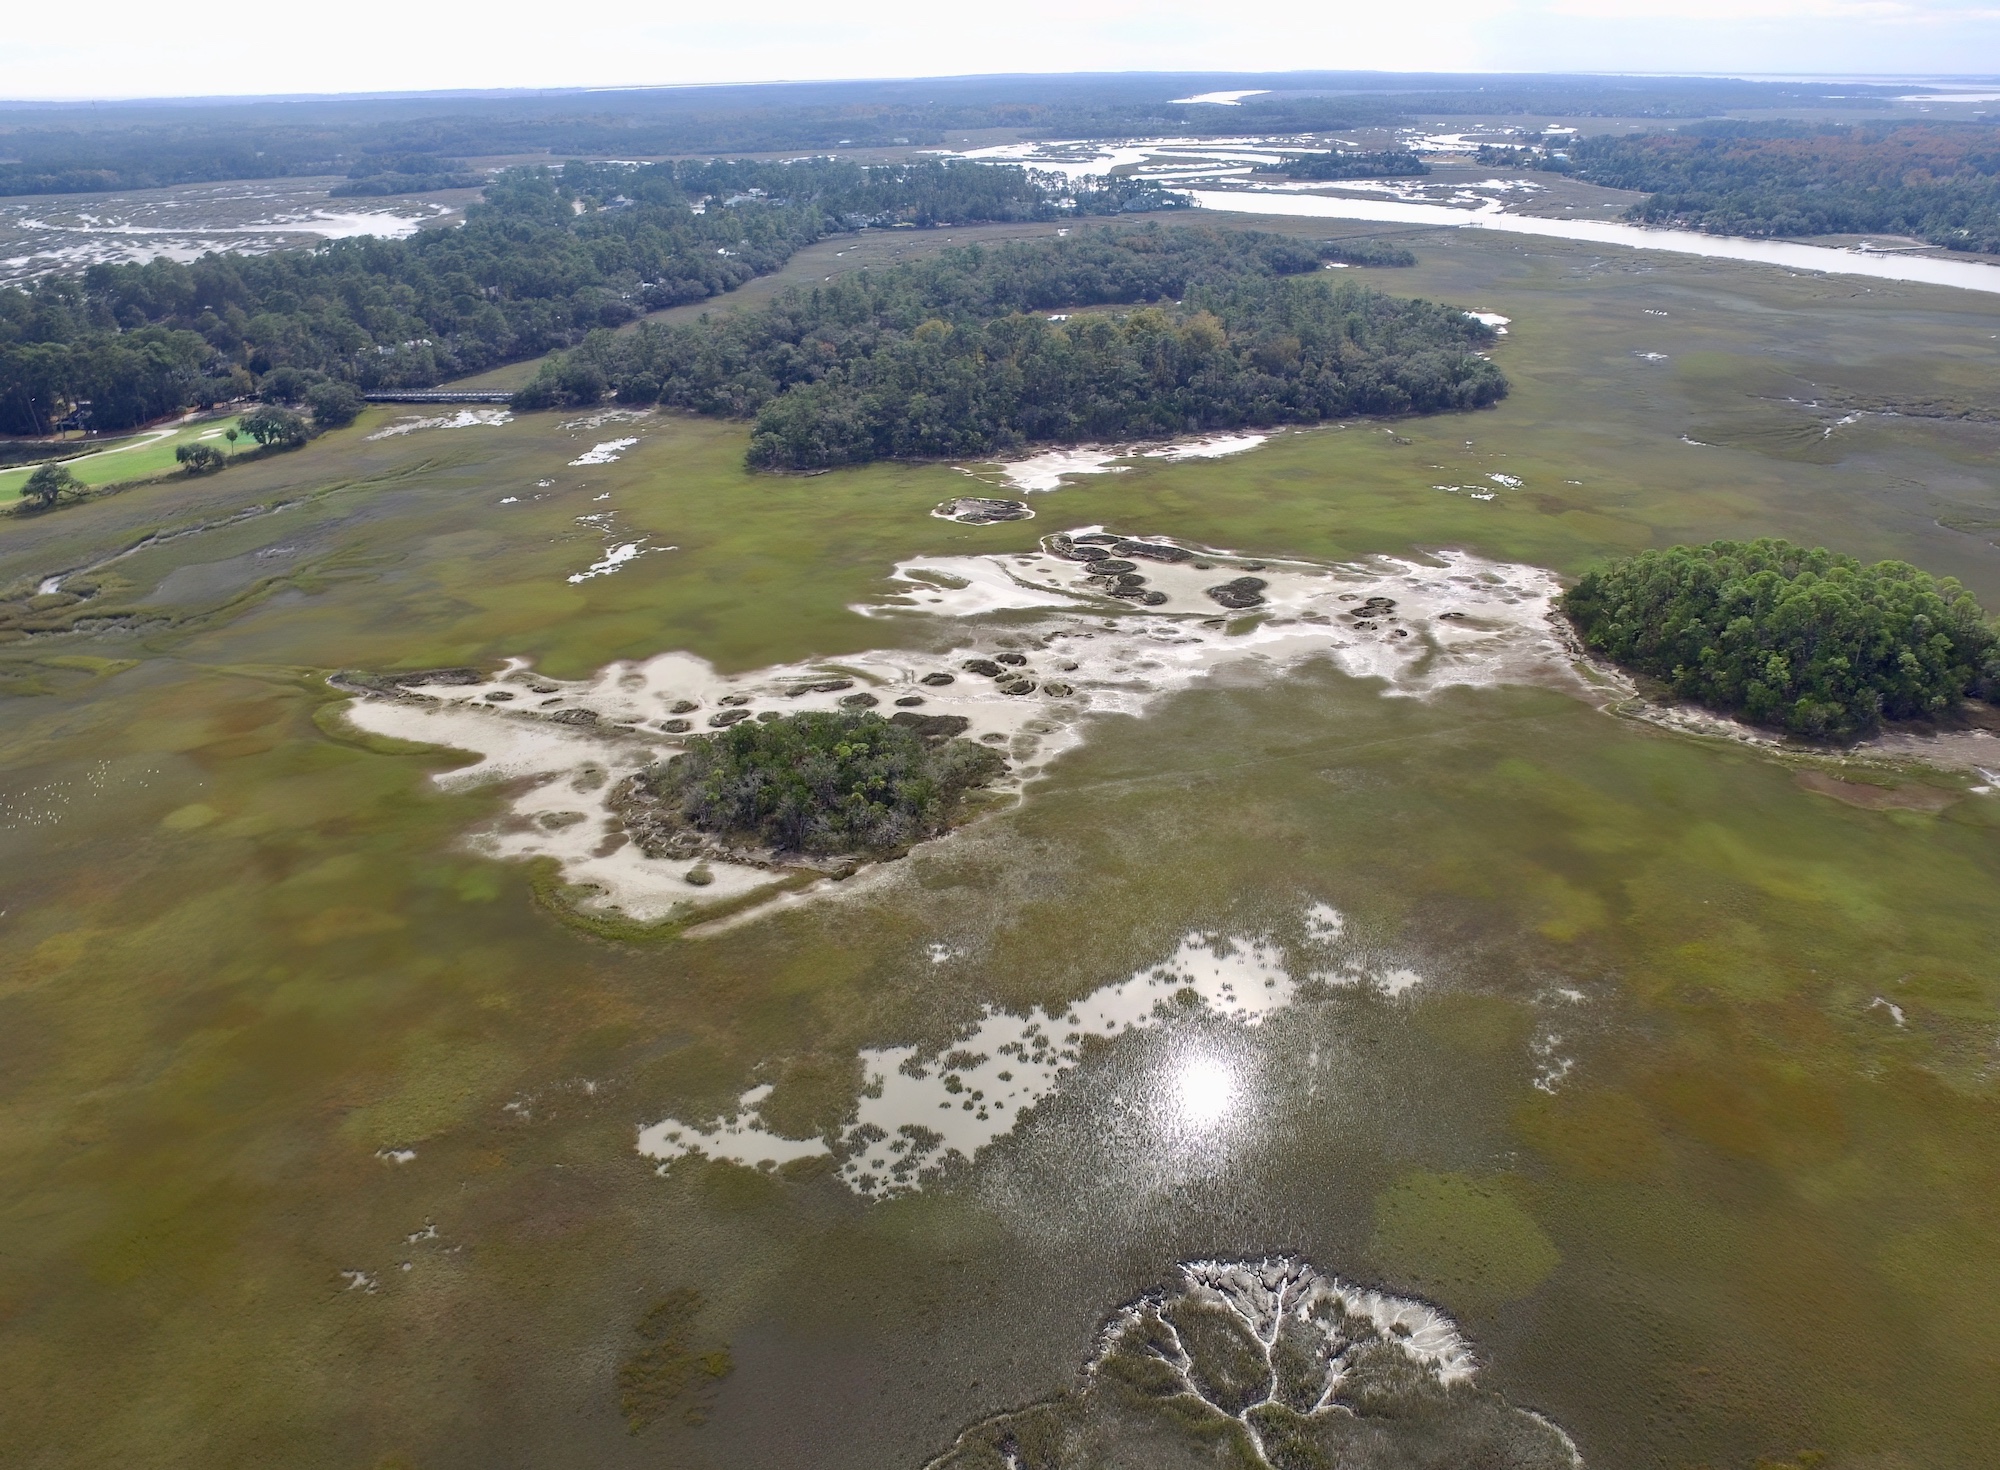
[1172,1055,1238,1127]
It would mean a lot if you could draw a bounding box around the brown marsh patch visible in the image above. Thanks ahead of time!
[1794,769,1959,813]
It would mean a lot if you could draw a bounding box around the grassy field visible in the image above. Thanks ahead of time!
[0,414,248,503]
[0,223,1997,1469]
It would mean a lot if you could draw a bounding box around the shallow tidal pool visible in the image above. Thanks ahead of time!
[3,229,2000,1469]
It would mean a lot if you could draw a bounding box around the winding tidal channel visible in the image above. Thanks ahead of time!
[1189,188,2000,296]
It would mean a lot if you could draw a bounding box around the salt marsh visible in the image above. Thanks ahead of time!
[3,218,1999,1470]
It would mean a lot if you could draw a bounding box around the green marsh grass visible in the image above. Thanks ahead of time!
[0,229,1997,1468]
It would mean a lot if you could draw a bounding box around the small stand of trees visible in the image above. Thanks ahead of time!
[238,406,311,449]
[1322,240,1418,267]
[20,461,81,508]
[175,442,225,474]
[640,711,1006,857]
[1265,150,1431,181]
[1563,539,1999,738]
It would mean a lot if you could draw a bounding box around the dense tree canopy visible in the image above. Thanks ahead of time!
[0,157,1159,436]
[329,154,483,197]
[1321,240,1418,267]
[1515,122,2000,252]
[515,225,1505,469]
[641,711,1005,856]
[1563,539,1999,738]
[1267,150,1431,181]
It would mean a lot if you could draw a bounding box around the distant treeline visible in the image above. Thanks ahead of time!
[0,74,1905,198]
[1510,122,2000,252]
[1565,539,1999,738]
[329,153,483,197]
[1322,240,1417,267]
[0,158,1176,436]
[514,225,1505,470]
[1266,150,1431,181]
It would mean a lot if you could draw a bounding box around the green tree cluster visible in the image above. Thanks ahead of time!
[174,442,225,474]
[516,225,1504,470]
[641,711,1006,857]
[304,380,364,428]
[1322,239,1418,267]
[19,461,81,508]
[238,405,310,448]
[1563,539,1999,738]
[1523,122,2000,252]
[1267,149,1431,180]
[0,157,1119,437]
[329,153,483,197]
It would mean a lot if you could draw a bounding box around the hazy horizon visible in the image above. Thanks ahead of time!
[5,67,2000,110]
[9,1,2000,104]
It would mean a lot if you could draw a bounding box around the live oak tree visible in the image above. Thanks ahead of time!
[20,461,81,508]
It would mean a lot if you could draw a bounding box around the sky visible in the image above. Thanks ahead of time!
[5,0,2000,101]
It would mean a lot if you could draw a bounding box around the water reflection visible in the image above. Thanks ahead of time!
[637,902,1426,1197]
[1170,1054,1238,1128]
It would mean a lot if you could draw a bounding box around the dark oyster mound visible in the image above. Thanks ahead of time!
[935,496,1034,524]
[393,667,484,687]
[889,711,973,740]
[1112,539,1195,563]
[1206,577,1269,609]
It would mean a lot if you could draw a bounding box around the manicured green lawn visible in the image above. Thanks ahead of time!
[0,415,248,502]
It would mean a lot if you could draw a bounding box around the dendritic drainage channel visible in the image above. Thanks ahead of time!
[927,1256,1583,1470]
[335,531,1595,926]
[636,901,1426,1198]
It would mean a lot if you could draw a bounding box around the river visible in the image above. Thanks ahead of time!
[1188,188,2000,296]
